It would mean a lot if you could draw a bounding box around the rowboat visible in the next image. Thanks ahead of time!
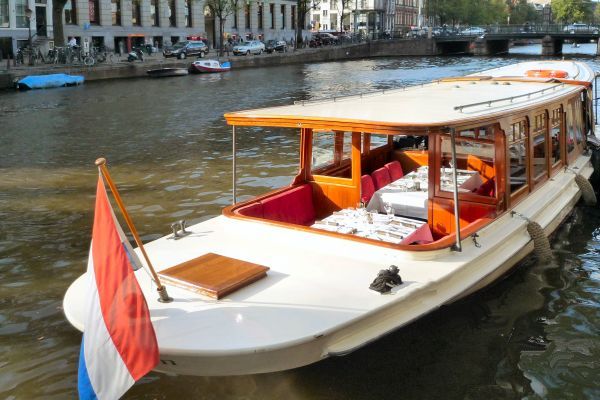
[63,60,600,376]
[16,73,84,90]
[146,68,189,78]
[189,59,231,73]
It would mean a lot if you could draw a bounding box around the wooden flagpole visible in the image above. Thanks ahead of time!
[95,158,173,303]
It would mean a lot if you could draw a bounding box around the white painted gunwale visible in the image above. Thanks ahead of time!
[62,60,596,375]
[63,154,592,370]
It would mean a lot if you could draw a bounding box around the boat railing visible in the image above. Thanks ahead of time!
[454,83,565,113]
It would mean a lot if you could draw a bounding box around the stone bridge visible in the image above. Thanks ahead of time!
[434,24,600,56]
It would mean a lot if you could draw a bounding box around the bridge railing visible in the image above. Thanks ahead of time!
[488,23,599,35]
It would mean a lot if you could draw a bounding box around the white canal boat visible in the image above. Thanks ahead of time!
[63,61,599,376]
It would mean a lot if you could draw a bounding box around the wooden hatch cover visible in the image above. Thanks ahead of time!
[159,253,269,299]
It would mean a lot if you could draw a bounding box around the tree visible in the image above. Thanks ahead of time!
[509,0,540,24]
[551,0,592,23]
[425,0,507,26]
[339,0,353,33]
[296,0,320,45]
[205,0,241,56]
[52,0,68,46]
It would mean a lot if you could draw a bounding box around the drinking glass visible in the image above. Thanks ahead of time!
[384,202,394,220]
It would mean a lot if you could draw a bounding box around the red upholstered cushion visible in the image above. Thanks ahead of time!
[260,184,315,226]
[361,175,376,203]
[372,167,391,190]
[475,178,496,197]
[237,202,264,218]
[402,223,434,245]
[385,161,404,181]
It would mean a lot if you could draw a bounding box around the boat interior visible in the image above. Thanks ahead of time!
[225,83,592,251]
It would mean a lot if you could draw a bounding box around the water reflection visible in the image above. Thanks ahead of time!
[0,53,599,399]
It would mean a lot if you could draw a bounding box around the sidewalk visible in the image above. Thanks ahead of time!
[0,39,428,89]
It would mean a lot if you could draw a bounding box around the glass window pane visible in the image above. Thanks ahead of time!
[550,124,561,165]
[0,0,10,27]
[111,0,121,25]
[566,104,576,153]
[532,133,547,180]
[311,131,352,178]
[15,0,27,28]
[370,134,387,150]
[150,0,158,26]
[132,0,141,26]
[440,137,496,197]
[312,132,335,171]
[575,101,584,144]
[509,141,527,193]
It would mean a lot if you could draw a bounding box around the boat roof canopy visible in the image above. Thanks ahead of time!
[224,61,594,134]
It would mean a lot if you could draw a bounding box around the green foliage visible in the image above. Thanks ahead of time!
[425,0,508,26]
[509,0,541,24]
[551,0,592,23]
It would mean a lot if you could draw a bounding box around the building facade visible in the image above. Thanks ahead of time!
[0,0,303,58]
[310,0,354,32]
[394,0,418,35]
[0,0,53,58]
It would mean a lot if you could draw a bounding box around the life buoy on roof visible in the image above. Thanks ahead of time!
[525,69,569,78]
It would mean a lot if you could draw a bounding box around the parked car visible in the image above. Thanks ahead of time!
[406,27,427,38]
[563,23,599,34]
[163,40,208,59]
[233,40,265,55]
[313,33,338,45]
[265,40,288,53]
[459,27,486,36]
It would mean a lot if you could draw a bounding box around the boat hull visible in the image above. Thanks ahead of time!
[190,61,231,73]
[17,73,84,90]
[146,68,189,77]
[63,155,593,376]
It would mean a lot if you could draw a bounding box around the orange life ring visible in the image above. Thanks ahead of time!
[525,69,569,78]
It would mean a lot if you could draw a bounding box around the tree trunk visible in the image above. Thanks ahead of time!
[296,3,303,45]
[52,0,68,46]
[219,17,225,57]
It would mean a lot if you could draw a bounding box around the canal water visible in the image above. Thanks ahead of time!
[1,44,599,399]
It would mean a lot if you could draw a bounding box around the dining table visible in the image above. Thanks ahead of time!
[367,166,481,220]
[311,208,433,245]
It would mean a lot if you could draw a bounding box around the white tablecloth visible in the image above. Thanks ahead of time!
[367,188,428,220]
[311,209,430,245]
[366,167,480,220]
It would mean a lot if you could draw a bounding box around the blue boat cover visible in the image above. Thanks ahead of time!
[221,62,231,68]
[18,74,85,90]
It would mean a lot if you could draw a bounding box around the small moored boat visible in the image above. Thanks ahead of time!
[190,59,231,73]
[146,68,189,78]
[16,73,84,90]
[63,61,600,377]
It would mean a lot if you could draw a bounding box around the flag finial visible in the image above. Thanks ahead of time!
[95,157,106,167]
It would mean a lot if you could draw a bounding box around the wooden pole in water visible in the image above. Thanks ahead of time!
[95,158,173,303]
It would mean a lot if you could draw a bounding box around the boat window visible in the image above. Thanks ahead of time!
[574,99,584,145]
[532,112,548,182]
[439,134,496,198]
[311,130,352,178]
[509,120,529,194]
[370,134,388,150]
[393,135,428,150]
[550,107,563,167]
[458,126,493,141]
[566,102,576,154]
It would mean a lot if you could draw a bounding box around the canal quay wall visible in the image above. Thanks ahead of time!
[0,39,434,90]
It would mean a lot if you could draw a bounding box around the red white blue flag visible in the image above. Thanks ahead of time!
[78,176,159,399]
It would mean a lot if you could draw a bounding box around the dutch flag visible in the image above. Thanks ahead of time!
[78,176,159,399]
